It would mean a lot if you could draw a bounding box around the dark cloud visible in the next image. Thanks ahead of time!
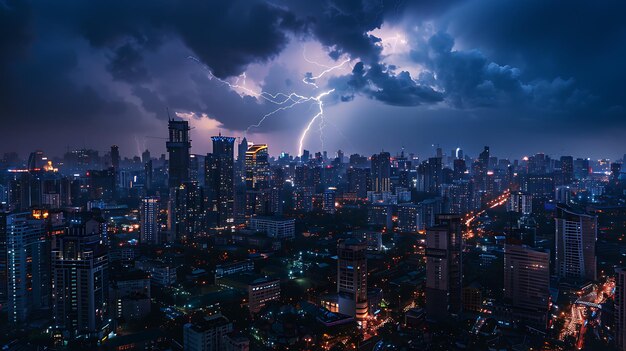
[329,62,444,106]
[107,43,151,83]
[0,0,625,158]
[40,0,304,78]
[444,0,626,112]
[408,31,594,110]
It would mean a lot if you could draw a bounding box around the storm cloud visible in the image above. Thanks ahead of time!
[0,0,625,158]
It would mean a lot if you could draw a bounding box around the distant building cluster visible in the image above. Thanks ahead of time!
[2,122,626,350]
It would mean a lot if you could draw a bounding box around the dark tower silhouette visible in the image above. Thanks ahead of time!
[166,120,191,188]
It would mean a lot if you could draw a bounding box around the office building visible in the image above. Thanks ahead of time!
[425,214,462,321]
[245,144,270,190]
[167,119,191,188]
[110,270,151,321]
[337,239,368,320]
[615,267,626,351]
[183,314,233,351]
[215,260,254,279]
[555,185,572,204]
[140,197,159,244]
[507,191,532,215]
[205,134,236,227]
[110,145,120,170]
[397,203,419,233]
[52,218,109,339]
[293,186,313,212]
[423,157,442,194]
[416,198,443,231]
[371,152,391,193]
[323,187,337,214]
[347,167,369,199]
[560,156,574,184]
[170,182,204,242]
[504,243,550,327]
[0,211,49,324]
[248,276,280,314]
[249,216,295,239]
[555,204,597,281]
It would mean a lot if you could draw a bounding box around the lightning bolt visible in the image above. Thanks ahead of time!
[302,58,351,89]
[188,55,345,156]
[298,89,334,156]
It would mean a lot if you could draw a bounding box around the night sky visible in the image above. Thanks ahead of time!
[1,0,625,159]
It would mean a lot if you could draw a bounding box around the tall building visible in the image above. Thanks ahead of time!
[205,135,235,227]
[52,218,109,339]
[397,204,419,233]
[323,187,337,214]
[423,157,442,194]
[476,146,490,191]
[555,204,597,281]
[615,267,626,351]
[560,156,574,184]
[507,191,532,215]
[245,144,270,190]
[425,214,462,321]
[573,158,590,180]
[0,211,50,324]
[453,158,466,180]
[612,162,622,183]
[170,182,204,242]
[141,149,151,164]
[110,145,120,170]
[347,167,369,199]
[144,159,153,191]
[504,243,550,327]
[140,197,159,244]
[27,150,45,171]
[371,152,391,193]
[337,239,368,320]
[166,119,191,188]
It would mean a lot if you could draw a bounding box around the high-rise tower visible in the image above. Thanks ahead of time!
[555,204,597,281]
[166,120,191,188]
[206,134,236,227]
[425,214,462,321]
[337,239,368,320]
[370,151,391,193]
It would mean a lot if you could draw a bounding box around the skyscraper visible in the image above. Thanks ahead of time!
[555,204,597,281]
[141,149,151,164]
[206,135,235,227]
[0,211,50,324]
[476,146,490,191]
[504,243,550,327]
[245,144,270,190]
[27,150,44,171]
[166,119,191,188]
[560,156,574,184]
[52,217,109,339]
[337,239,368,320]
[170,182,204,242]
[323,187,337,214]
[110,145,120,170]
[371,151,391,193]
[615,267,626,351]
[424,157,442,194]
[425,214,462,321]
[140,197,159,244]
[347,167,370,199]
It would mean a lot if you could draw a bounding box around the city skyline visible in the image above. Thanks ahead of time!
[1,1,626,159]
[3,1,626,350]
